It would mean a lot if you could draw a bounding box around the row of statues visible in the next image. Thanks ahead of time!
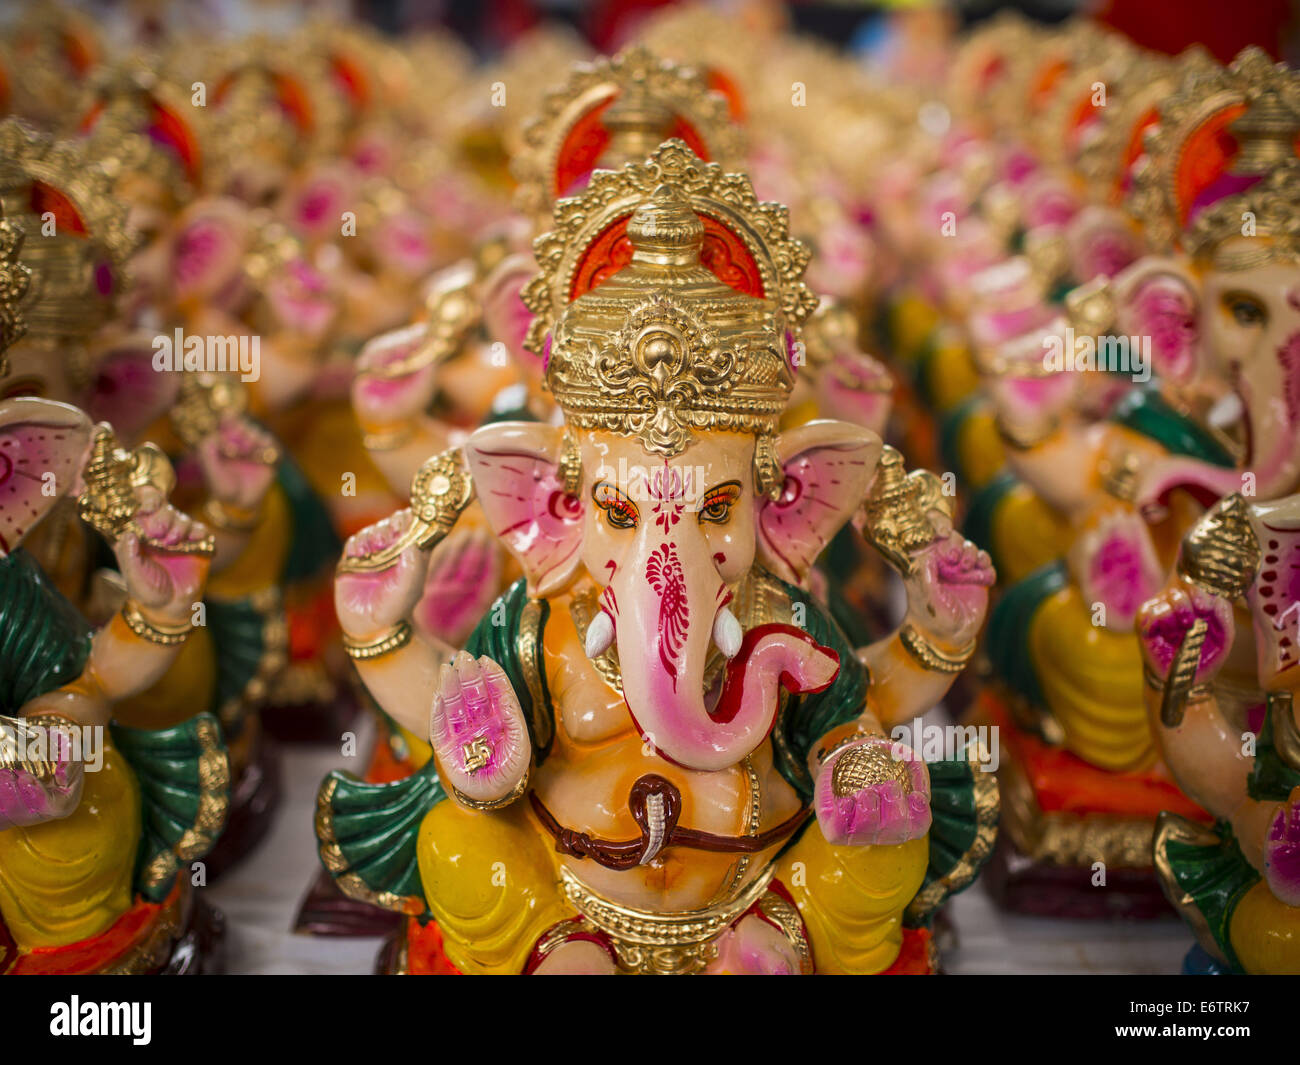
[0,1,1294,975]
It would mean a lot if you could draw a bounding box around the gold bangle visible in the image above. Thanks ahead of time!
[342,621,413,661]
[899,623,975,674]
[362,425,415,452]
[450,770,529,812]
[202,498,261,532]
[122,600,194,646]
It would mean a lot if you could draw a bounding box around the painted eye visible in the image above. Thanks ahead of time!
[699,500,731,524]
[593,482,639,530]
[1224,292,1267,328]
[603,501,638,529]
[698,482,741,525]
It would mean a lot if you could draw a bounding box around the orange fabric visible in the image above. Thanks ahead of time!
[7,881,181,975]
[405,918,463,975]
[976,690,1207,820]
[882,928,935,976]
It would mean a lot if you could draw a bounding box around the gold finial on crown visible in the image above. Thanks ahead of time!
[512,46,742,222]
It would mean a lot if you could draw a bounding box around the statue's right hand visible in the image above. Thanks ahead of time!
[1135,575,1234,688]
[335,509,432,639]
[0,718,84,831]
[352,323,438,429]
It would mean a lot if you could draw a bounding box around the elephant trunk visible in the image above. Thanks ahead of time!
[607,537,839,771]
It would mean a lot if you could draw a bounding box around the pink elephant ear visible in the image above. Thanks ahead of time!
[84,340,181,444]
[480,254,539,376]
[757,420,882,586]
[171,199,251,302]
[0,397,92,555]
[1114,258,1199,385]
[464,422,584,597]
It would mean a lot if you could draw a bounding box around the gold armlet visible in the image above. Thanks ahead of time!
[899,623,975,674]
[336,449,474,575]
[342,621,413,661]
[122,600,194,646]
[202,498,261,532]
[450,770,529,811]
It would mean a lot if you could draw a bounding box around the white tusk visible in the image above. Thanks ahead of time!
[713,606,743,659]
[585,610,615,658]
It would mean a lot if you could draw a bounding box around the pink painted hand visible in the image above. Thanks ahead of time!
[431,651,531,806]
[903,528,995,648]
[1264,789,1300,907]
[196,415,279,513]
[706,914,803,975]
[352,323,438,429]
[814,736,931,847]
[0,717,84,831]
[1136,577,1235,686]
[416,527,503,647]
[335,509,432,639]
[117,504,213,627]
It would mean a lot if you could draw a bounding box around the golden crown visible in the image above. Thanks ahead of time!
[1128,47,1300,263]
[0,120,136,349]
[523,141,815,493]
[78,64,204,206]
[512,45,742,221]
[0,214,32,371]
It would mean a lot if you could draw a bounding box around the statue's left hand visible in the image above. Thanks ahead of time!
[1265,788,1300,907]
[814,736,931,847]
[431,651,531,807]
[706,914,804,975]
[115,504,213,626]
[196,415,279,513]
[0,717,84,830]
[903,526,995,648]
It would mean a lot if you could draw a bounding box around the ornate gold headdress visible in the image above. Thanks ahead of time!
[1128,47,1300,265]
[523,140,815,497]
[0,213,33,372]
[0,120,136,351]
[512,45,743,221]
[77,63,205,207]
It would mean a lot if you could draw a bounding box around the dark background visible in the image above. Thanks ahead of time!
[354,0,1299,65]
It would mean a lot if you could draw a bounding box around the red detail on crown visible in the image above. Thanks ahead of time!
[568,211,765,304]
[554,92,713,200]
[330,53,371,110]
[1176,103,1249,225]
[149,100,202,183]
[30,182,87,236]
[706,68,746,123]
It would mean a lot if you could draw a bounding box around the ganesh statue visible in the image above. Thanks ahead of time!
[968,48,1300,918]
[1140,490,1300,975]
[0,209,230,972]
[314,142,998,975]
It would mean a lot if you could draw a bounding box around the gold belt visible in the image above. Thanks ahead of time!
[558,866,774,975]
